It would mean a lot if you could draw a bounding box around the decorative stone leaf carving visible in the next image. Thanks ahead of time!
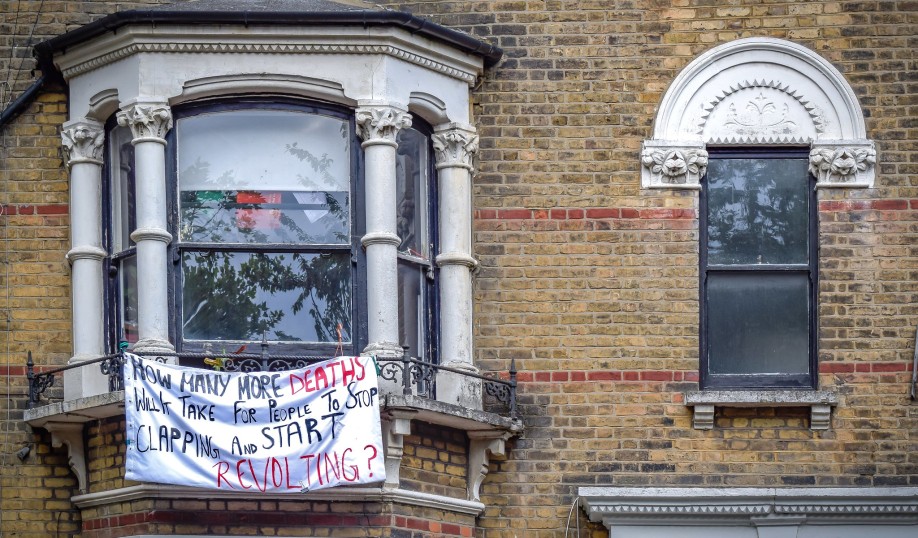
[640,144,707,189]
[355,105,412,145]
[61,119,105,167]
[809,144,876,187]
[432,124,479,171]
[116,102,173,141]
[642,38,876,190]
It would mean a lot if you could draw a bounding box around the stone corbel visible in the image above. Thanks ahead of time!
[685,390,838,431]
[381,410,416,488]
[467,431,511,502]
[640,140,707,190]
[809,140,876,188]
[44,422,87,493]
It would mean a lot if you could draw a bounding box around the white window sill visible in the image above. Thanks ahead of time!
[684,390,838,431]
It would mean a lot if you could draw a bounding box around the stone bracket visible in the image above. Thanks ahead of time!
[44,422,87,493]
[467,431,511,502]
[381,409,417,489]
[685,390,839,431]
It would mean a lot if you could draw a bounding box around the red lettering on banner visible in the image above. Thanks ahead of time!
[213,461,233,488]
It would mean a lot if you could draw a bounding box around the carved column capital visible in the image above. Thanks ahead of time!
[809,141,876,188]
[116,101,173,143]
[356,104,412,147]
[432,123,479,171]
[640,141,707,190]
[61,119,105,168]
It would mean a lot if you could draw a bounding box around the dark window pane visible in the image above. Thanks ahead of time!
[398,261,428,361]
[396,127,430,259]
[706,158,809,265]
[182,251,351,343]
[119,256,138,344]
[707,272,810,375]
[109,125,136,252]
[177,110,350,244]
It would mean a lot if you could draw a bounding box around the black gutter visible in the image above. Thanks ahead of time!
[0,75,47,131]
[32,9,503,68]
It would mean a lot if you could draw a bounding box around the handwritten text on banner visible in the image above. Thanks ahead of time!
[124,354,385,492]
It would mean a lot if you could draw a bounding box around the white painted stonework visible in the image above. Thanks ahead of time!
[642,38,876,189]
[55,18,486,401]
[580,487,918,538]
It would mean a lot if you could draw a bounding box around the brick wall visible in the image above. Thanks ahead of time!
[2,0,916,537]
[400,422,469,498]
[380,0,918,536]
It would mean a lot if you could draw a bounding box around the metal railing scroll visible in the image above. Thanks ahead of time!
[25,345,517,419]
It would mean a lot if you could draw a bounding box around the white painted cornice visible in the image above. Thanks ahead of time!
[580,487,918,527]
[53,25,483,86]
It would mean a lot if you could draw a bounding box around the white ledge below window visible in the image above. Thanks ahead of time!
[684,390,838,431]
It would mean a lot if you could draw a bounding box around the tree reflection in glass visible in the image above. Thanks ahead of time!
[177,109,352,344]
[706,158,809,266]
[395,127,431,361]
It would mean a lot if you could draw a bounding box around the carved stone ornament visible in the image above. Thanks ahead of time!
[116,102,173,141]
[644,38,877,191]
[809,143,876,188]
[61,119,105,167]
[640,143,707,189]
[432,124,479,171]
[355,106,412,146]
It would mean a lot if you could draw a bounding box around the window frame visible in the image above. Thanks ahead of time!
[164,99,367,359]
[699,147,818,390]
[395,119,441,364]
[103,117,138,353]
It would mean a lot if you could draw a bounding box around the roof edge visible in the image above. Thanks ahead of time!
[33,8,502,68]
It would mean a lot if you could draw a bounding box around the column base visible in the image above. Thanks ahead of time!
[437,362,482,410]
[131,338,176,364]
[64,355,109,400]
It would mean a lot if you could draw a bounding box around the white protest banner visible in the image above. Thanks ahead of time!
[123,354,385,492]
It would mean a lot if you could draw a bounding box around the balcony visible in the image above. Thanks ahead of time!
[23,344,521,509]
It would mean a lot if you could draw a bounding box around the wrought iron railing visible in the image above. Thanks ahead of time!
[25,344,518,419]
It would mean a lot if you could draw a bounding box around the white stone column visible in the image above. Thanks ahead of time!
[61,119,108,399]
[116,100,174,356]
[432,123,481,408]
[356,103,412,358]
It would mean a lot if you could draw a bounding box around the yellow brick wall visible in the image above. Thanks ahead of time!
[2,1,916,537]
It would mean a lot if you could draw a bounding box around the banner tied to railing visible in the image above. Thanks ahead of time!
[123,353,385,493]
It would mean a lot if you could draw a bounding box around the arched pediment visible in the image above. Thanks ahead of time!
[642,38,876,189]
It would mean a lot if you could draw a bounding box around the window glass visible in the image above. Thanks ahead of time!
[178,110,350,245]
[702,152,814,389]
[396,127,429,259]
[706,272,810,375]
[108,125,138,345]
[398,261,427,361]
[706,158,809,265]
[110,125,136,251]
[182,251,351,343]
[395,126,434,362]
[176,107,354,347]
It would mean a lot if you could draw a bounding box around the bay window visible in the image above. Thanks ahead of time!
[172,103,359,356]
[104,103,448,365]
